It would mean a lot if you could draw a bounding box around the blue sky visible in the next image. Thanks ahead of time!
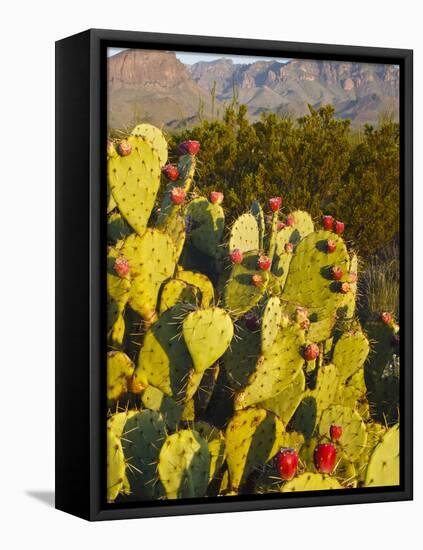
[107,47,290,65]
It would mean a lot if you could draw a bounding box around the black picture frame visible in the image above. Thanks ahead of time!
[55,28,413,521]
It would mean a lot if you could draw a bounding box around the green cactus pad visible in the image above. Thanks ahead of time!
[163,212,186,262]
[108,135,161,235]
[312,363,340,419]
[121,230,176,322]
[107,351,135,401]
[251,201,265,250]
[281,230,350,320]
[109,313,126,347]
[319,404,368,461]
[158,429,211,498]
[229,213,260,253]
[281,472,341,492]
[107,412,137,502]
[182,307,233,373]
[191,422,226,481]
[290,396,317,440]
[364,424,399,487]
[107,181,117,213]
[186,198,224,257]
[183,369,206,402]
[335,453,358,488]
[122,410,167,500]
[107,424,127,502]
[141,385,182,431]
[332,330,370,381]
[280,431,305,454]
[107,247,131,325]
[181,398,196,421]
[341,252,358,319]
[272,226,295,288]
[131,123,168,166]
[288,210,315,244]
[261,296,283,353]
[135,304,193,400]
[108,212,133,243]
[259,368,305,425]
[225,408,283,490]
[357,422,386,483]
[177,270,214,307]
[159,279,198,315]
[224,251,269,317]
[235,324,305,409]
[224,327,261,390]
[307,317,336,343]
[193,365,220,415]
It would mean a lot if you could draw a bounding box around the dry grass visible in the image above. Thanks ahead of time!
[359,243,399,321]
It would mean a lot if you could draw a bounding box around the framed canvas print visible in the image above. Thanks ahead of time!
[55,29,413,521]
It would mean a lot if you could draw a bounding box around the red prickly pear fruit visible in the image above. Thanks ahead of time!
[277,222,286,231]
[334,220,345,235]
[117,140,132,157]
[331,265,343,281]
[314,443,337,474]
[285,242,294,253]
[161,164,180,182]
[178,140,200,156]
[330,425,343,442]
[257,255,271,271]
[252,274,263,287]
[326,239,337,253]
[210,191,224,205]
[269,196,282,212]
[170,187,186,205]
[114,257,129,278]
[381,311,393,325]
[286,214,295,227]
[340,282,350,294]
[304,343,319,361]
[229,248,243,264]
[276,449,299,481]
[244,313,261,331]
[322,215,334,230]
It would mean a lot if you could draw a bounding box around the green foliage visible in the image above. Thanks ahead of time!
[171,104,399,258]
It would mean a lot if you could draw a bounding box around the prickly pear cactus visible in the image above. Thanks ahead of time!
[106,123,400,503]
[182,307,234,373]
[281,472,342,492]
[225,408,283,491]
[364,424,399,487]
[108,136,162,236]
[158,429,211,498]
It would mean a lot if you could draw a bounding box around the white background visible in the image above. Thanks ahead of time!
[0,0,420,547]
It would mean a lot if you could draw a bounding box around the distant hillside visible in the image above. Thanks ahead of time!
[108,49,399,130]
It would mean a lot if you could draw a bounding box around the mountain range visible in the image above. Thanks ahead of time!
[107,49,399,131]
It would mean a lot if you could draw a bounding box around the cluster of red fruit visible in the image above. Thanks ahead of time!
[322,215,344,235]
[159,141,202,206]
[276,424,342,480]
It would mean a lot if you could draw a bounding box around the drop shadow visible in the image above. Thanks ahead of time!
[26,490,55,508]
